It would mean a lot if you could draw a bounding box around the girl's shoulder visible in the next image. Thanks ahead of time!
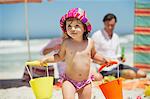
[63,38,71,42]
[61,38,72,46]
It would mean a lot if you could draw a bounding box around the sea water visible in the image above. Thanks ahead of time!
[0,34,133,79]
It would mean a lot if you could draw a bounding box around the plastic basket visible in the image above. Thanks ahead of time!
[99,78,123,99]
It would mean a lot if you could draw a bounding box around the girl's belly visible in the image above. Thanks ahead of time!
[65,64,90,81]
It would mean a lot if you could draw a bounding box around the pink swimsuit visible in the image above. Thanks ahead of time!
[60,74,94,90]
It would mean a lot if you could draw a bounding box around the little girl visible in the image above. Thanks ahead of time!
[40,8,109,99]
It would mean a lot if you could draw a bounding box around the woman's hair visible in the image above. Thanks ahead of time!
[63,18,89,40]
[103,13,117,23]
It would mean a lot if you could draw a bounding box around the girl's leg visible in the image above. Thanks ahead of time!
[62,80,76,99]
[77,83,92,99]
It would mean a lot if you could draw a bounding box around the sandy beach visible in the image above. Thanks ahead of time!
[0,84,143,99]
[0,78,150,99]
[0,84,146,99]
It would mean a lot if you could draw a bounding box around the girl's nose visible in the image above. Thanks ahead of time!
[71,27,76,32]
[71,27,76,30]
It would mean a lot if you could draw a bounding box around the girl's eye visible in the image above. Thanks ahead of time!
[68,25,71,27]
[75,25,79,27]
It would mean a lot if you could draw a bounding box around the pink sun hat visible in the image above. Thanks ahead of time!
[60,8,92,33]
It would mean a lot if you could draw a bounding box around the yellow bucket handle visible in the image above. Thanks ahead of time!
[25,61,49,79]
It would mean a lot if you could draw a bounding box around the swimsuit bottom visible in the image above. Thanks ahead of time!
[60,73,94,90]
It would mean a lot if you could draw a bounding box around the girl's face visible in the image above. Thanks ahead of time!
[66,18,85,40]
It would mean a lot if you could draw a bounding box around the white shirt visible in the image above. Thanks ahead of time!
[91,29,121,71]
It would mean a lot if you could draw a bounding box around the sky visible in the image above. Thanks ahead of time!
[0,0,135,39]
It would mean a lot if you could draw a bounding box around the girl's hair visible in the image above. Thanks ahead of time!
[83,24,89,40]
[63,18,89,40]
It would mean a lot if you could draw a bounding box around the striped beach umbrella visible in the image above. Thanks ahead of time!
[0,0,41,4]
[134,0,150,71]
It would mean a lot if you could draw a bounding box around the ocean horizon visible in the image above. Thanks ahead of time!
[0,32,132,40]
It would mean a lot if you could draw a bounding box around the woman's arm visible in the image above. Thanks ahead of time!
[42,48,54,55]
[40,40,66,65]
[40,38,62,55]
[42,44,61,55]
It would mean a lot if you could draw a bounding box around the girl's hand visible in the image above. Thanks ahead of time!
[102,58,110,65]
[40,57,48,66]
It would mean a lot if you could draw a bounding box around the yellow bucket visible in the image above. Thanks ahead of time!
[25,60,54,99]
[30,76,54,99]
